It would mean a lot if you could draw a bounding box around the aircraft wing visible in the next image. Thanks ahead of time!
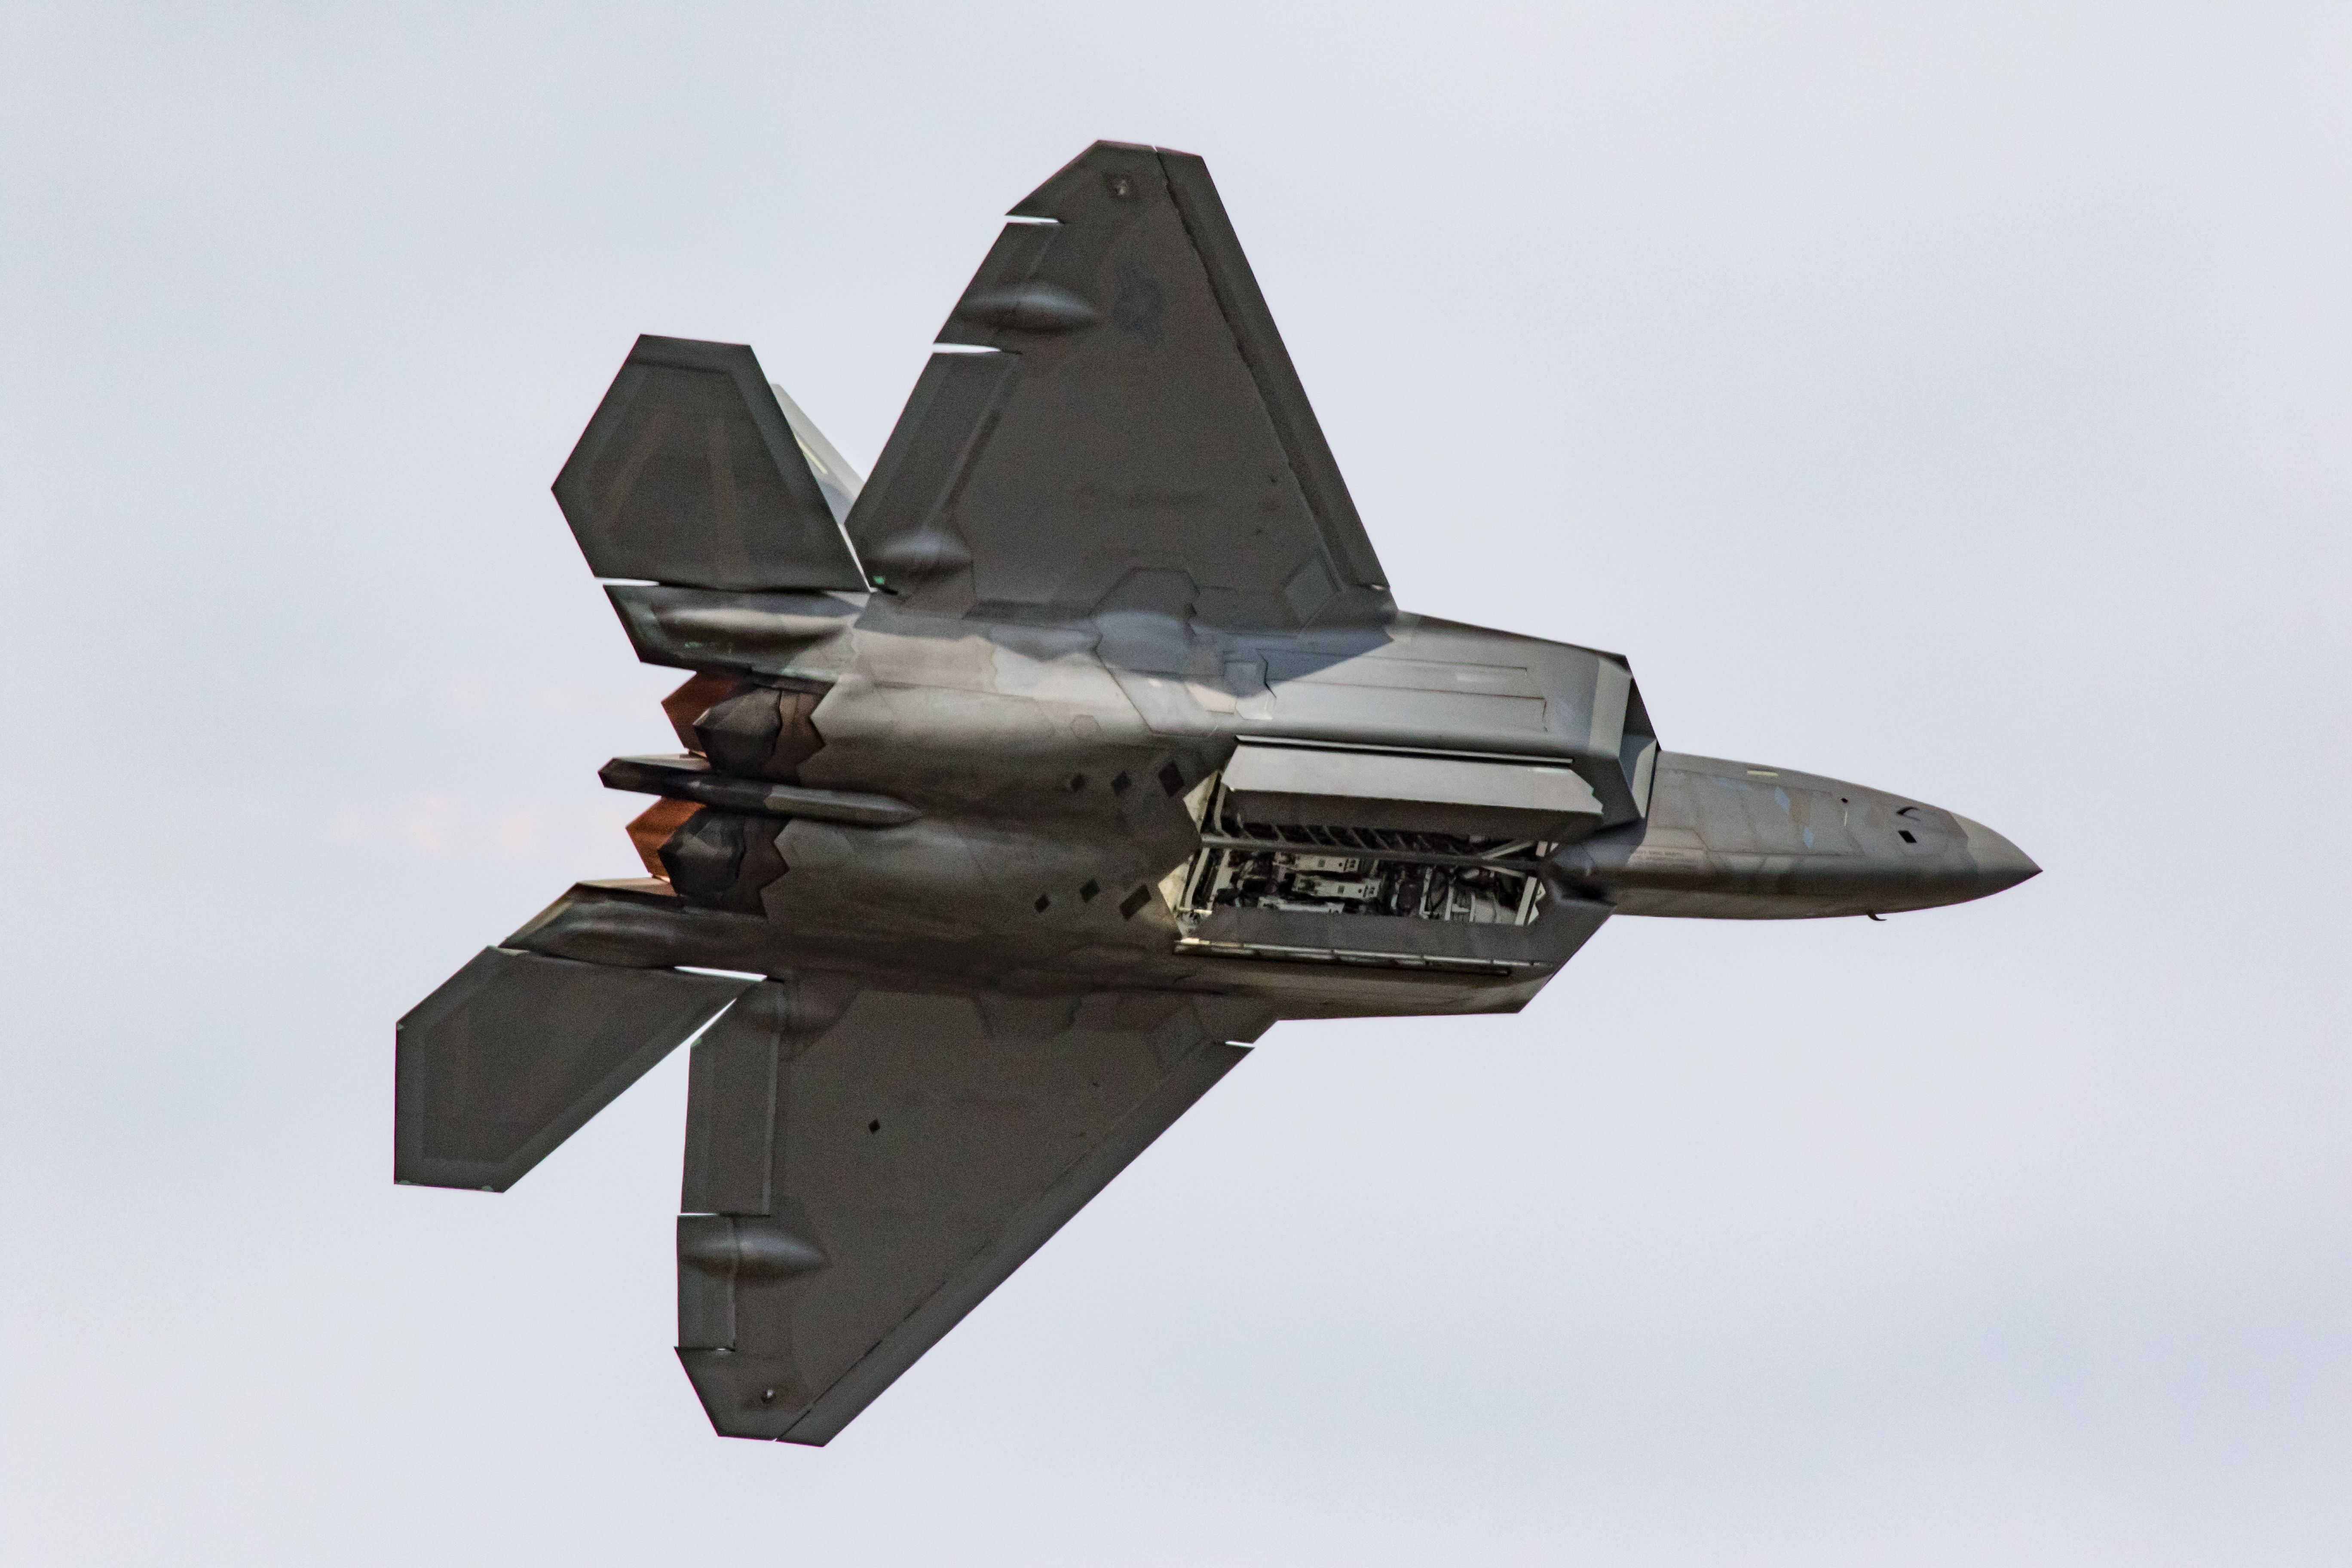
[848,140,1392,630]
[674,979,1261,1443]
[397,940,1264,1442]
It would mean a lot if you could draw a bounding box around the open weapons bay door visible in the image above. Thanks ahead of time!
[1165,743,1613,973]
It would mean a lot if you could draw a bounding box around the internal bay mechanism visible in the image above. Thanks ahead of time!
[1171,781,1550,933]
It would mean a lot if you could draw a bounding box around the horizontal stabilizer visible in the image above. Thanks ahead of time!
[395,946,754,1191]
[554,336,870,592]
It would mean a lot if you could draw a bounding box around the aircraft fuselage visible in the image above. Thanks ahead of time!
[508,585,2035,1024]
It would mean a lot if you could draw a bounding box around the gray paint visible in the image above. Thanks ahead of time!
[397,141,2038,1442]
[767,380,865,527]
[554,336,869,592]
[394,948,751,1191]
[1222,742,1603,839]
[866,141,1390,628]
[1549,753,2040,919]
[668,986,1260,1443]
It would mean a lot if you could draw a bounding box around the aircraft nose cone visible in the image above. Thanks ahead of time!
[1950,813,2040,895]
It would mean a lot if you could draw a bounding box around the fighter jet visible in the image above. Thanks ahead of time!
[395,140,2038,1444]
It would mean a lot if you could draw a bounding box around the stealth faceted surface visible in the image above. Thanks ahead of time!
[554,336,868,592]
[395,142,2036,1444]
[394,949,751,1190]
[22,15,2348,1562]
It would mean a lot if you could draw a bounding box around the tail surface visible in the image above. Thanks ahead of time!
[394,946,752,1191]
[551,335,869,593]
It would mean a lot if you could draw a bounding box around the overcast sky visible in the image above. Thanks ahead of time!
[3,5,2348,1564]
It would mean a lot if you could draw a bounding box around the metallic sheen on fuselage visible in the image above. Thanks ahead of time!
[520,590,2034,1015]
[395,140,2037,1446]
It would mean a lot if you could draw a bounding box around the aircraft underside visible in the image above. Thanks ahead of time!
[395,140,2037,1443]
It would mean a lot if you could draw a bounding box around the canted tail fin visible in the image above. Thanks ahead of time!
[768,380,863,526]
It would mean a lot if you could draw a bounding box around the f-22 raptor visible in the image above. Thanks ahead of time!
[396,141,2038,1443]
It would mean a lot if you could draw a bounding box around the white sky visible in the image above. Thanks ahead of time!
[3,5,2348,1564]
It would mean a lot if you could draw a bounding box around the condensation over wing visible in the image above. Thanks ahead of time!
[671,980,1267,1443]
[848,141,1391,629]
